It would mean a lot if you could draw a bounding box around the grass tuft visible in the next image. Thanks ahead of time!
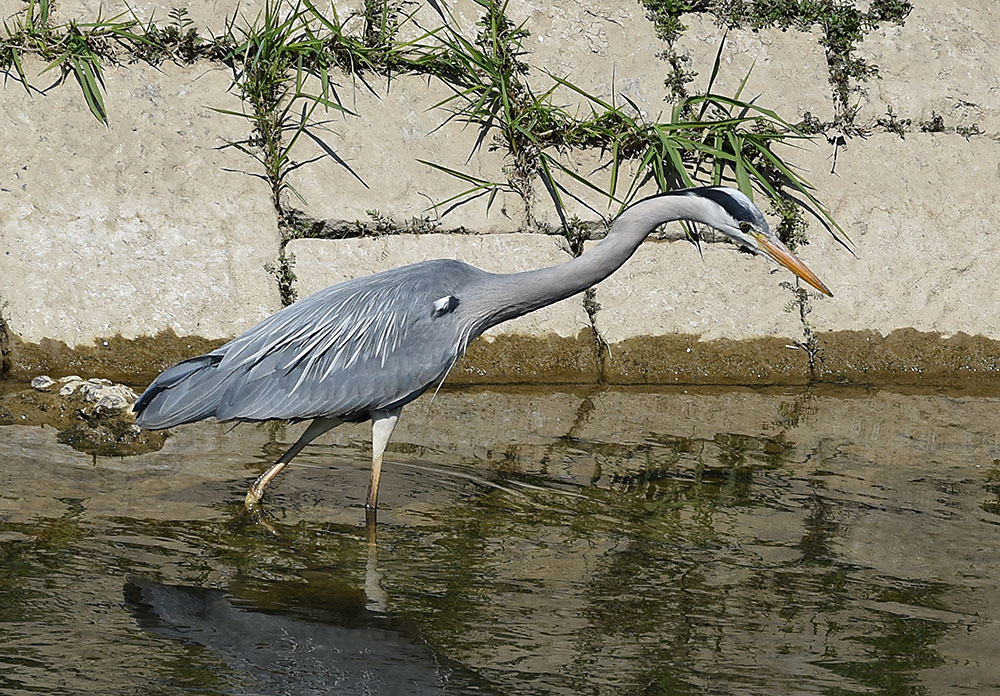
[424,17,847,247]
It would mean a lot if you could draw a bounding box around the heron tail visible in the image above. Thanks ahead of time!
[133,354,227,429]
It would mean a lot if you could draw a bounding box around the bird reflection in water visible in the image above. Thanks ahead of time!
[124,570,493,695]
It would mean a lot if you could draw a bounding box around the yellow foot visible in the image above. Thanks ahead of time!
[244,486,263,513]
[242,499,280,536]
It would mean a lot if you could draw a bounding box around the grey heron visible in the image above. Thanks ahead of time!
[134,187,831,517]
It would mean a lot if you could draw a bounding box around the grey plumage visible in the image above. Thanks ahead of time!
[134,186,832,515]
[136,260,485,428]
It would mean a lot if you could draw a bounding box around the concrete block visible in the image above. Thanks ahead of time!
[396,0,483,43]
[784,132,1000,383]
[48,0,268,35]
[506,0,669,121]
[283,73,524,233]
[402,0,665,121]
[0,59,280,347]
[676,14,835,123]
[590,236,812,384]
[44,1,374,48]
[286,233,599,382]
[1,0,28,22]
[789,133,999,338]
[856,1,1000,133]
[529,149,661,228]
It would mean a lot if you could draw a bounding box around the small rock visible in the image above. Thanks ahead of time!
[58,375,83,383]
[79,382,104,401]
[31,376,55,390]
[93,393,129,415]
[58,379,86,396]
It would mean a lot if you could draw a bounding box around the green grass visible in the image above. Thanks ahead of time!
[212,0,352,206]
[423,14,846,246]
[1,0,137,123]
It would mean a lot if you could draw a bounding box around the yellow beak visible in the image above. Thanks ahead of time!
[755,234,833,297]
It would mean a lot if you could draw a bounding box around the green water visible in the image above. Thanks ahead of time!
[1,386,998,694]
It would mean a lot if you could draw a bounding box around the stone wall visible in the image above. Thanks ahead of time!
[1,0,997,386]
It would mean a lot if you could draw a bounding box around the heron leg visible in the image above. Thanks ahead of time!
[365,407,401,513]
[244,417,340,512]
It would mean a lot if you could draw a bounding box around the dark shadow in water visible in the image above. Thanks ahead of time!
[124,578,496,696]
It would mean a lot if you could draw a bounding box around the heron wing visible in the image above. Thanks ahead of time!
[135,260,480,428]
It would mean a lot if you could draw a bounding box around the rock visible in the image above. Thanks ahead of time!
[92,394,131,417]
[1,376,160,456]
[30,376,55,390]
[78,382,140,412]
[59,380,86,397]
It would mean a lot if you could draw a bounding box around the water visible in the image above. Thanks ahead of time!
[1,385,998,695]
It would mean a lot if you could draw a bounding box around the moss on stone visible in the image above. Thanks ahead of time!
[7,331,224,385]
[603,333,812,385]
[813,329,1000,388]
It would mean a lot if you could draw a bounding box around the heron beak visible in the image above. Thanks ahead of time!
[753,233,833,297]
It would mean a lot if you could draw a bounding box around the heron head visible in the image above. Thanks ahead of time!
[687,187,833,297]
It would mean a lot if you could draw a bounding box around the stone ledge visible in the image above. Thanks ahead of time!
[787,133,1000,340]
[0,59,281,348]
[814,330,1000,387]
[590,237,808,344]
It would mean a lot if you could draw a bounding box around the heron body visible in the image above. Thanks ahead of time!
[134,187,831,517]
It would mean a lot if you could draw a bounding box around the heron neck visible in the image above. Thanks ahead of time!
[476,193,717,331]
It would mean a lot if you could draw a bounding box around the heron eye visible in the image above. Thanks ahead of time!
[738,221,752,233]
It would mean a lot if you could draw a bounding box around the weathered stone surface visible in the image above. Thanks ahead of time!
[676,14,835,123]
[507,0,668,120]
[0,0,28,22]
[0,59,280,347]
[530,150,661,228]
[590,236,812,383]
[283,74,523,233]
[587,240,815,345]
[811,330,1000,386]
[856,0,1000,133]
[788,133,1000,339]
[781,132,1000,383]
[396,0,482,43]
[286,234,599,382]
[49,0,268,34]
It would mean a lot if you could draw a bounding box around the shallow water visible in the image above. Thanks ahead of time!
[1,385,999,695]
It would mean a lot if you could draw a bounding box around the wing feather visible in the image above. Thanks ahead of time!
[135,260,485,428]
